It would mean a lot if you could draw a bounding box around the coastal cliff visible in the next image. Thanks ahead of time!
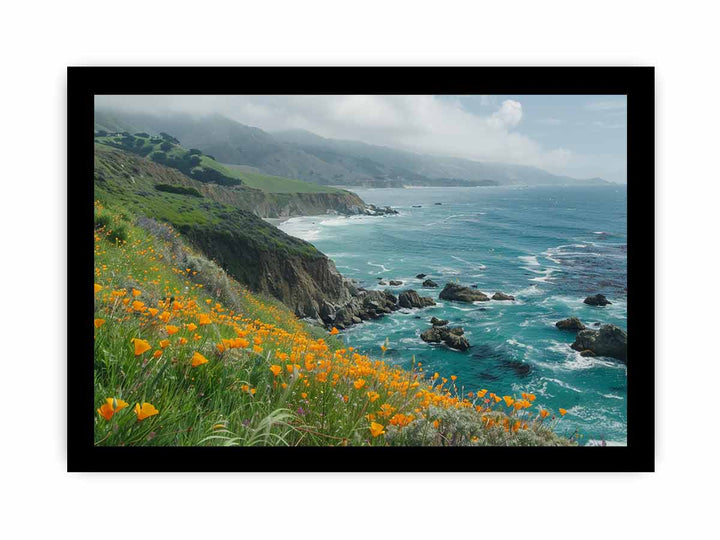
[94,144,393,324]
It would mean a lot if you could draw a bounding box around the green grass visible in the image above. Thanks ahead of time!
[213,160,342,194]
[93,206,576,447]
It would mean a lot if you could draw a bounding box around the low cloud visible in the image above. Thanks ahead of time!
[97,94,598,175]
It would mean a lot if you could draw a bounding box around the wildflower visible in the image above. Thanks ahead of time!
[132,300,145,311]
[503,396,514,407]
[198,314,211,325]
[330,327,339,335]
[165,325,179,335]
[186,323,198,332]
[179,337,188,345]
[132,288,141,297]
[301,392,308,399]
[559,408,567,416]
[354,379,366,390]
[540,409,550,419]
[369,422,385,437]
[367,391,380,402]
[450,375,457,381]
[159,339,170,349]
[152,350,163,359]
[94,318,105,329]
[191,351,209,367]
[253,345,263,354]
[381,344,387,352]
[132,338,152,356]
[134,402,159,421]
[94,283,102,293]
[270,365,282,376]
[148,308,159,317]
[97,397,128,420]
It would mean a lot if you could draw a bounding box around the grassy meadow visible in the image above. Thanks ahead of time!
[93,201,575,447]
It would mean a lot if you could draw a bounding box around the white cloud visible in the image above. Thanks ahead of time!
[97,94,584,175]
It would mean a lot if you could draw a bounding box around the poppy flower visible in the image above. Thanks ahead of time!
[559,408,567,416]
[270,365,282,376]
[147,308,159,317]
[152,350,163,359]
[367,391,380,402]
[134,402,159,421]
[503,396,514,407]
[198,314,211,325]
[132,338,152,356]
[97,397,128,420]
[540,409,550,419]
[165,325,179,335]
[191,351,209,367]
[354,379,366,389]
[132,289,141,297]
[94,318,105,329]
[186,323,198,332]
[330,327,339,335]
[94,283,103,293]
[159,339,170,349]
[369,422,385,437]
[450,375,457,381]
[179,337,188,345]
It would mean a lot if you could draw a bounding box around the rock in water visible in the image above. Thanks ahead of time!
[388,280,403,286]
[398,289,436,309]
[421,325,470,351]
[491,292,515,301]
[571,324,627,362]
[439,283,490,302]
[584,294,612,306]
[416,273,427,279]
[422,279,438,288]
[430,317,449,326]
[555,317,586,331]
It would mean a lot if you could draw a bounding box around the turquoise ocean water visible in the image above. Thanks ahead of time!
[278,185,627,444]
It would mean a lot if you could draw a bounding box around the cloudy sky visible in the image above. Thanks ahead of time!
[96,94,627,183]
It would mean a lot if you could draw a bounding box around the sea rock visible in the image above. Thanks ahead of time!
[378,280,387,286]
[422,279,438,288]
[434,202,442,205]
[416,273,427,279]
[439,283,490,303]
[555,317,586,331]
[388,280,403,286]
[491,292,515,301]
[363,204,398,216]
[571,324,627,362]
[580,350,596,357]
[420,325,470,351]
[398,289,436,309]
[430,317,449,326]
[584,294,612,306]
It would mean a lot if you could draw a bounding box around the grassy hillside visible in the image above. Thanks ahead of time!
[93,203,575,446]
[95,130,341,194]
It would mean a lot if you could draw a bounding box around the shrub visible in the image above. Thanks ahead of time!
[160,141,173,152]
[134,132,150,138]
[94,211,112,230]
[155,184,203,197]
[107,223,128,244]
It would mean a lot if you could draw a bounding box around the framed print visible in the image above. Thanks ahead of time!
[68,67,654,471]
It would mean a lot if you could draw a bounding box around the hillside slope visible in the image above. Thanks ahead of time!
[92,203,575,447]
[94,132,371,217]
[95,109,607,187]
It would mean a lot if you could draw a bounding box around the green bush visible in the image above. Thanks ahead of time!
[155,184,203,198]
[94,211,112,230]
[107,223,128,244]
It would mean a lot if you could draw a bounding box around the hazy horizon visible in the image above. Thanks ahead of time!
[96,95,627,183]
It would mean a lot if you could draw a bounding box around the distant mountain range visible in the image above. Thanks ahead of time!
[94,109,609,188]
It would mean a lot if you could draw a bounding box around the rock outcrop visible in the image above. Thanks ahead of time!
[584,294,612,306]
[439,283,490,303]
[388,280,403,286]
[421,325,470,351]
[398,290,436,309]
[555,317,586,331]
[430,317,448,327]
[571,324,627,362]
[422,279,438,288]
[416,273,427,279]
[491,292,515,301]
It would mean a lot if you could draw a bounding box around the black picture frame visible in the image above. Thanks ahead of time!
[68,66,654,472]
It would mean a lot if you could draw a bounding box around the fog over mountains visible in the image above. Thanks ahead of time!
[95,109,608,188]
